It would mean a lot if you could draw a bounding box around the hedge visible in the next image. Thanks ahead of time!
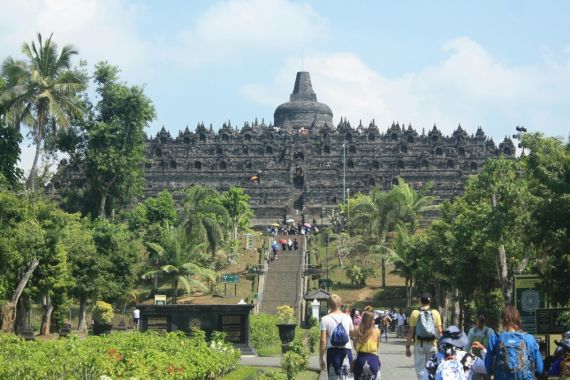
[0,330,239,380]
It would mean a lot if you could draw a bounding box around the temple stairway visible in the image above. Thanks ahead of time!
[259,236,304,318]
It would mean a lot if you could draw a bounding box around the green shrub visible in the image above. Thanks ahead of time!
[307,324,320,353]
[91,301,114,325]
[0,330,240,379]
[281,340,309,380]
[276,305,295,324]
[250,313,279,349]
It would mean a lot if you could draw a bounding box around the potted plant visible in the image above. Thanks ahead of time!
[92,301,114,335]
[275,305,297,352]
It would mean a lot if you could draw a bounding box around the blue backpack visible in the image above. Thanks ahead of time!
[492,331,536,380]
[330,315,349,347]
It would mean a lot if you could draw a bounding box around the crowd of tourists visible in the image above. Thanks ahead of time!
[319,293,570,379]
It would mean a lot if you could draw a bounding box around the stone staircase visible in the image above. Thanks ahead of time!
[260,236,304,318]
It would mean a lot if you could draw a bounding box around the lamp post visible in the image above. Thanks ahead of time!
[346,188,350,223]
[512,125,528,155]
[342,142,346,204]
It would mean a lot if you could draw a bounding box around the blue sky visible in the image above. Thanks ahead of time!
[1,0,569,172]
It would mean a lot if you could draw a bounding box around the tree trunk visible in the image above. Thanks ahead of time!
[173,280,178,304]
[98,190,108,218]
[1,258,39,332]
[381,257,386,288]
[78,297,88,332]
[40,292,54,335]
[497,244,512,304]
[450,289,460,326]
[26,120,43,192]
[15,297,28,334]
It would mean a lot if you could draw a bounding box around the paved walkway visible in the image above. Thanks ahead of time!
[240,333,416,379]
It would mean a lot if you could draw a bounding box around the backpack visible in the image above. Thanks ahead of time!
[416,309,437,341]
[493,331,536,380]
[330,315,349,347]
[435,358,467,380]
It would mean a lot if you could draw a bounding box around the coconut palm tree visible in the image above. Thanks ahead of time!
[392,179,438,232]
[143,222,216,304]
[181,186,230,265]
[0,33,86,191]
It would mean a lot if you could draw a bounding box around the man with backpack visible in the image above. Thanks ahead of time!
[405,292,443,380]
[484,305,543,379]
[320,294,355,379]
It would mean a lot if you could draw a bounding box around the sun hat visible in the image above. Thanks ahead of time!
[420,292,432,304]
[439,325,468,349]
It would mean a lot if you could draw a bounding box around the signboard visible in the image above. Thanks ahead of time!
[222,274,240,283]
[147,317,169,331]
[514,275,545,334]
[536,308,569,335]
[154,294,166,305]
[219,315,243,343]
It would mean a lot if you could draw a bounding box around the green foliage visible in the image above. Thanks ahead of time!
[307,324,320,353]
[281,340,309,380]
[0,33,88,191]
[91,301,114,325]
[0,119,23,189]
[521,133,570,304]
[84,61,156,218]
[344,264,374,286]
[220,186,254,240]
[0,330,239,379]
[250,313,279,349]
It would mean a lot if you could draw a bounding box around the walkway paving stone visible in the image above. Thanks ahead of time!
[240,332,416,379]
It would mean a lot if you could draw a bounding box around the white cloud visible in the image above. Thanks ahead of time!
[0,0,148,77]
[242,37,570,140]
[164,0,328,67]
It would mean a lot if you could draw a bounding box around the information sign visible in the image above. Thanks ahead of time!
[514,275,545,334]
[154,294,166,305]
[222,274,240,283]
[536,308,569,335]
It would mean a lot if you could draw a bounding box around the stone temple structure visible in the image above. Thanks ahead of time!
[142,71,515,225]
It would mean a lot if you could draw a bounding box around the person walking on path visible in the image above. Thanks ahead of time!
[132,307,140,330]
[405,292,443,380]
[353,310,381,380]
[381,312,392,342]
[396,309,406,338]
[466,313,494,380]
[320,294,355,379]
[484,305,543,380]
[287,238,293,251]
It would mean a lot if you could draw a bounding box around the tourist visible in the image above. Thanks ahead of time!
[380,312,392,342]
[484,305,543,379]
[351,308,362,327]
[405,292,443,380]
[293,238,299,250]
[423,325,488,380]
[353,310,381,379]
[320,294,354,379]
[132,307,140,330]
[287,238,293,251]
[396,309,406,338]
[281,241,287,251]
[466,313,494,379]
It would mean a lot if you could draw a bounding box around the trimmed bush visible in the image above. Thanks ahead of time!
[91,301,114,325]
[0,330,239,379]
[250,313,279,349]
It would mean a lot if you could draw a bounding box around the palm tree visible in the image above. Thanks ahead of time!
[0,33,86,191]
[143,222,216,304]
[389,225,417,307]
[393,179,438,232]
[181,186,230,265]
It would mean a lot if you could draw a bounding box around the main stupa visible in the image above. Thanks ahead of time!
[273,72,333,129]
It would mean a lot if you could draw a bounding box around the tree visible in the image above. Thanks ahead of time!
[61,217,98,332]
[0,118,23,189]
[181,186,230,265]
[0,33,87,191]
[84,62,155,218]
[521,133,570,304]
[143,222,215,304]
[389,225,417,307]
[220,186,253,241]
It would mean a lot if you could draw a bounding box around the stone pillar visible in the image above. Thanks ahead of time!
[311,299,320,321]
